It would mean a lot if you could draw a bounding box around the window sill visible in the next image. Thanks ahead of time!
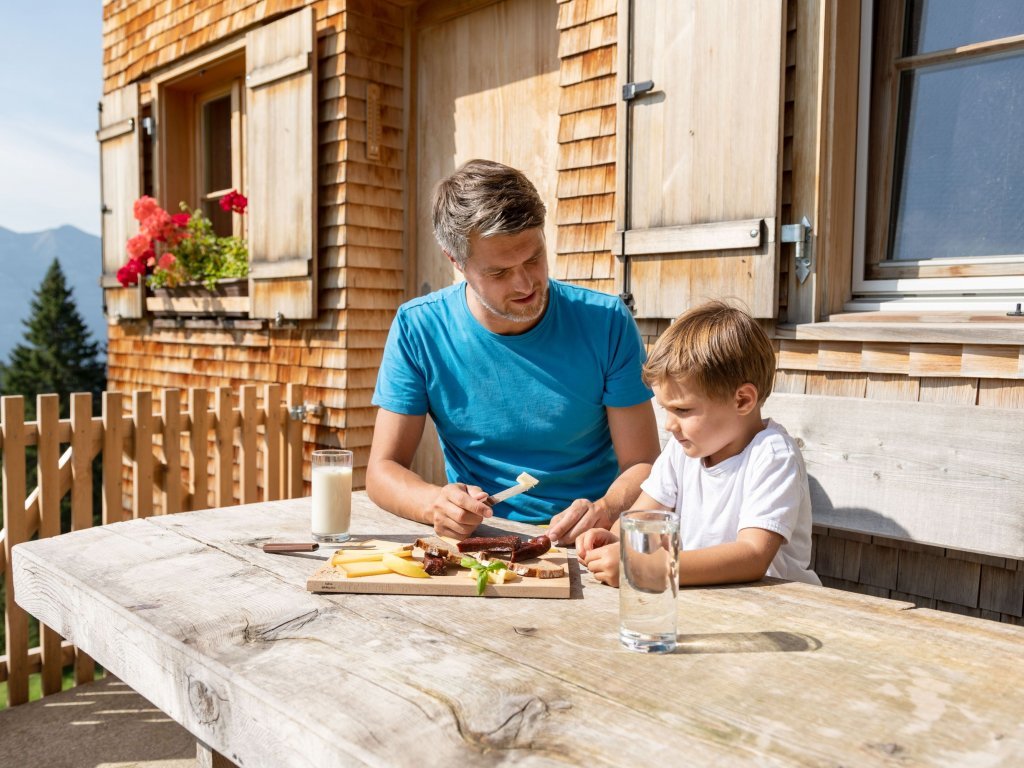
[776,311,1024,346]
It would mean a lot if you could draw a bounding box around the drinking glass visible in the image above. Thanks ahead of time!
[619,510,680,653]
[311,449,353,544]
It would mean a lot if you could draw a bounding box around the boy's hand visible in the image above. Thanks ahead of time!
[428,483,492,539]
[575,527,617,561]
[577,529,621,587]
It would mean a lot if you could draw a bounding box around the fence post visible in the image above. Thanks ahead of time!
[286,384,304,499]
[214,388,233,507]
[2,395,29,706]
[70,392,96,685]
[162,389,182,514]
[189,388,209,511]
[263,384,282,501]
[36,394,63,696]
[240,385,258,504]
[102,391,124,524]
[133,391,153,519]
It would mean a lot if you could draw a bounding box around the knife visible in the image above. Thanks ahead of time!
[487,472,540,506]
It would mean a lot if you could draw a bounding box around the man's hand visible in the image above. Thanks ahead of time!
[546,499,614,545]
[428,483,492,539]
[577,528,621,587]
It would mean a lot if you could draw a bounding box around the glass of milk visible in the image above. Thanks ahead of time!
[311,449,353,543]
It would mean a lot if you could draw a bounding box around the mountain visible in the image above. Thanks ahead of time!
[0,225,106,362]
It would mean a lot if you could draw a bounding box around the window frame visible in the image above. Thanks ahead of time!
[850,0,1024,311]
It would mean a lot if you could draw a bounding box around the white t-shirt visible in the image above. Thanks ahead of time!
[640,419,820,585]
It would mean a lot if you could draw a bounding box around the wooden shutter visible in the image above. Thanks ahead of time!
[98,83,143,319]
[246,7,318,320]
[616,0,785,318]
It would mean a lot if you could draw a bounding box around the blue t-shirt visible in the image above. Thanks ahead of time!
[372,279,652,524]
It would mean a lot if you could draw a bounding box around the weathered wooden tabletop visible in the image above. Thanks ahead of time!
[13,494,1024,767]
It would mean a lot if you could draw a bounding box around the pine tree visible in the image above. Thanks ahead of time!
[1,259,106,418]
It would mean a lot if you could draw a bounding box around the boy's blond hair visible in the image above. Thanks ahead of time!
[642,301,776,404]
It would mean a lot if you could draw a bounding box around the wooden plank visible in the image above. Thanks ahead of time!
[162,389,182,514]
[189,388,210,511]
[102,391,125,525]
[214,388,234,508]
[263,384,282,502]
[70,392,97,684]
[240,385,258,504]
[12,496,1024,765]
[35,394,64,696]
[763,393,1024,558]
[133,391,154,519]
[610,219,765,256]
[2,396,29,705]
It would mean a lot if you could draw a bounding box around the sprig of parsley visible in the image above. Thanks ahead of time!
[460,556,508,596]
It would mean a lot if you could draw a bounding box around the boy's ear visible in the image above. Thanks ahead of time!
[444,251,463,273]
[734,383,759,416]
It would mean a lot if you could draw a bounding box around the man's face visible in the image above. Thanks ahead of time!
[455,228,550,334]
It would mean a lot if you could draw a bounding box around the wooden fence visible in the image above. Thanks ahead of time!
[0,383,305,707]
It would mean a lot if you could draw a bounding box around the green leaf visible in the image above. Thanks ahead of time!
[460,556,478,569]
[476,568,488,596]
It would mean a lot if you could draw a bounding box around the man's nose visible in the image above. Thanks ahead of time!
[510,266,533,293]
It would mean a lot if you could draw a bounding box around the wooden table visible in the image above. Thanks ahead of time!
[13,494,1024,766]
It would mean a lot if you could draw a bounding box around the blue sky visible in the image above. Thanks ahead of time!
[0,3,102,236]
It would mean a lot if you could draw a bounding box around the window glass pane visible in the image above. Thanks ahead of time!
[202,95,232,195]
[889,52,1024,261]
[906,0,1024,55]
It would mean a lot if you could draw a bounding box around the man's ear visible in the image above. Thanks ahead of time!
[734,383,759,416]
[444,251,463,273]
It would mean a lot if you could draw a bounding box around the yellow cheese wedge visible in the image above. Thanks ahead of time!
[382,553,429,578]
[338,561,392,578]
[331,549,413,566]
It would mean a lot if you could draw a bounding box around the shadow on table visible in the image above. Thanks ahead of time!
[674,630,821,654]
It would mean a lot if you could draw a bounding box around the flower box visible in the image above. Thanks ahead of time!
[146,278,249,317]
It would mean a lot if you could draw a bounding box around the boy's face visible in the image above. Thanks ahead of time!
[653,376,759,468]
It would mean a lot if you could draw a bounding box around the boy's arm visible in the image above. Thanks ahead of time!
[677,527,784,586]
[547,401,661,543]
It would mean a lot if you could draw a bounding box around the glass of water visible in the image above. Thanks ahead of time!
[619,510,679,653]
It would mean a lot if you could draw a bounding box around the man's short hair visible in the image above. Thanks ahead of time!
[431,159,546,268]
[642,300,776,404]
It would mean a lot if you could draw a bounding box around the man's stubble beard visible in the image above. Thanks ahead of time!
[469,281,549,324]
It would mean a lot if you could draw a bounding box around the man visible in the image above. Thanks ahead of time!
[367,159,660,543]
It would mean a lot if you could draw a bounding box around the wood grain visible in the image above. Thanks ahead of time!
[764,392,1024,558]
[12,494,1024,766]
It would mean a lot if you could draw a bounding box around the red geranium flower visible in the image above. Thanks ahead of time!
[219,190,248,214]
[171,212,191,227]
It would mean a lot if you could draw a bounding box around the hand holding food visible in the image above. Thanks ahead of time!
[427,483,493,539]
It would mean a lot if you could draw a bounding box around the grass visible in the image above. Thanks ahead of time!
[0,666,105,711]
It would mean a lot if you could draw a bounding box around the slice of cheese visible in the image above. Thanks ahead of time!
[337,561,392,578]
[331,549,413,566]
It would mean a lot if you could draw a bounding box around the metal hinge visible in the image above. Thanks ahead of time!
[781,216,813,284]
[622,80,654,101]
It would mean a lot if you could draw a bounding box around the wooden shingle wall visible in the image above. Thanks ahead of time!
[553,0,617,294]
[103,0,406,490]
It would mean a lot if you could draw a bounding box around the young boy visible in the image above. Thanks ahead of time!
[577,301,821,587]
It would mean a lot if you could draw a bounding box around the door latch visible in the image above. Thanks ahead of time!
[622,80,654,101]
[781,217,813,284]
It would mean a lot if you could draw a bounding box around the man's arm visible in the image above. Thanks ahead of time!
[546,400,661,543]
[365,408,492,538]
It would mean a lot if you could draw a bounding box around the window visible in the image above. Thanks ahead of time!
[853,0,1024,309]
[157,52,245,240]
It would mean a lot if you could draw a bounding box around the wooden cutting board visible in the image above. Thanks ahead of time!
[306,535,571,598]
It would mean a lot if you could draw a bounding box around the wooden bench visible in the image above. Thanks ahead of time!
[762,393,1024,560]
